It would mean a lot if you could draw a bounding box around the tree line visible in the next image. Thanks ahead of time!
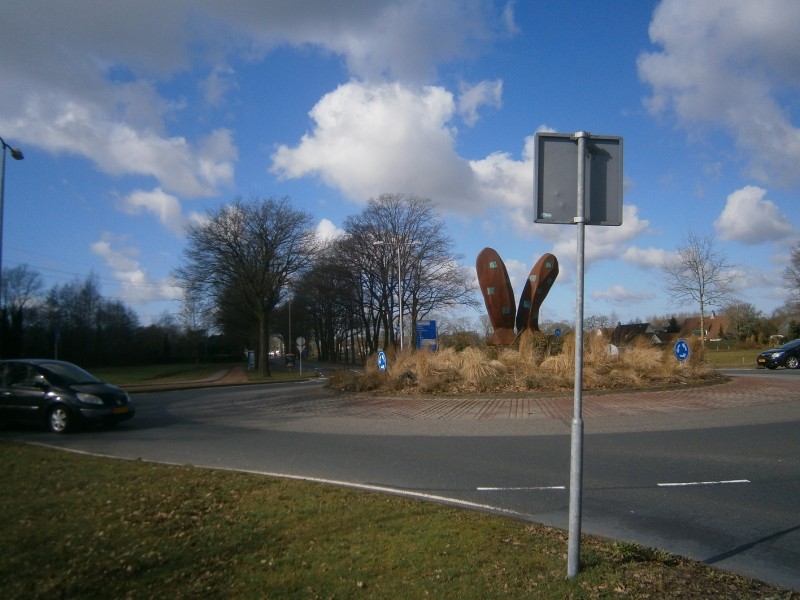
[1,194,478,373]
[3,196,799,371]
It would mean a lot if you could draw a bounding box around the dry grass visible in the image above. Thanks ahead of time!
[329,333,719,394]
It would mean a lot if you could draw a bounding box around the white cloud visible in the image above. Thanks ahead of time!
[592,284,656,306]
[271,81,477,210]
[90,233,183,303]
[457,79,503,126]
[621,246,674,269]
[638,0,800,184]
[316,218,345,243]
[121,188,205,236]
[714,185,796,244]
[222,1,505,83]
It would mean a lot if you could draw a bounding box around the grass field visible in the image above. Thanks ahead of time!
[1,443,795,599]
[701,340,771,369]
[91,362,306,386]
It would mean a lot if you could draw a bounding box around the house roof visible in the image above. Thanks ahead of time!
[679,316,730,338]
[611,323,662,345]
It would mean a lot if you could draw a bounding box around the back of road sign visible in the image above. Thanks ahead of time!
[534,132,623,226]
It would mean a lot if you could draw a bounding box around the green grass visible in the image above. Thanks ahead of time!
[1,443,795,599]
[703,345,761,369]
[91,362,307,386]
[91,363,233,384]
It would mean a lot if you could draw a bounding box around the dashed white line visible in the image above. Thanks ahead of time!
[657,479,750,488]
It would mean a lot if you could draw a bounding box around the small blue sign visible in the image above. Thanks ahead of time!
[377,350,387,372]
[674,339,690,361]
[554,328,562,337]
[416,320,438,351]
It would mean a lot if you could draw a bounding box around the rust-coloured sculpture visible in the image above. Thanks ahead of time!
[476,248,559,345]
[476,248,517,345]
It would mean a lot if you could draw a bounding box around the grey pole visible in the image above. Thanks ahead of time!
[567,131,588,578]
[0,137,25,308]
[398,241,403,351]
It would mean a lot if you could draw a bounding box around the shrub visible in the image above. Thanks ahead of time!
[339,334,718,394]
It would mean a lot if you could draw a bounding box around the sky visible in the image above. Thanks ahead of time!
[1,0,799,329]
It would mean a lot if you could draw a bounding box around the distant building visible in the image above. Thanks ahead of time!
[679,315,730,340]
[611,323,663,346]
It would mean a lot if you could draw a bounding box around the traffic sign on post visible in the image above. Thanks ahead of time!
[534,132,623,226]
[533,130,623,580]
[674,339,690,362]
[296,337,305,375]
[377,350,387,372]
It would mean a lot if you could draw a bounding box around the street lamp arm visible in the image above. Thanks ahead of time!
[0,137,25,161]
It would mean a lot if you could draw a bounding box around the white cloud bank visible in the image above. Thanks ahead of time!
[638,0,800,185]
[714,185,795,244]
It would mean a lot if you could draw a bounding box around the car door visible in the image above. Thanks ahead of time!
[0,362,49,423]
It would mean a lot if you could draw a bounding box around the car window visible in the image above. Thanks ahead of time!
[6,364,43,389]
[37,362,101,386]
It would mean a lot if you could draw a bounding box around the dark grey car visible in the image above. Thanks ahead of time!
[755,339,800,370]
[0,359,135,433]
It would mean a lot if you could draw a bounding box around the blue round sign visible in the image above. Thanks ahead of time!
[674,340,690,361]
[554,328,562,337]
[377,350,388,372]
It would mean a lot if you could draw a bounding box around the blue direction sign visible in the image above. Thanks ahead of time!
[377,350,387,372]
[674,339,690,362]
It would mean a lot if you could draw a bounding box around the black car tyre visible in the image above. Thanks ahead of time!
[48,406,71,434]
[786,355,799,369]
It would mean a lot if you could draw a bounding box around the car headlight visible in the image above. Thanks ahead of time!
[76,393,104,405]
[770,352,784,358]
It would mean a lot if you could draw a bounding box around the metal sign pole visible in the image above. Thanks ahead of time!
[567,131,588,578]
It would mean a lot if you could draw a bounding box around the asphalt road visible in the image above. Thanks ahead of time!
[2,372,798,590]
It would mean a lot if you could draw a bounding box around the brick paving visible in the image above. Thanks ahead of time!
[332,376,797,420]
[221,370,798,421]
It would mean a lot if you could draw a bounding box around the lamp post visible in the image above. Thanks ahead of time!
[373,236,420,351]
[0,136,25,306]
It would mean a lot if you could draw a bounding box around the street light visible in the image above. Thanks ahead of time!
[0,136,25,306]
[373,235,419,351]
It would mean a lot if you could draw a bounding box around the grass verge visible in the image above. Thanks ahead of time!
[1,443,795,599]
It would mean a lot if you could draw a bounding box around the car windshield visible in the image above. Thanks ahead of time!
[38,362,102,386]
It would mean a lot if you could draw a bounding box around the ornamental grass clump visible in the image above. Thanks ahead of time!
[329,332,717,394]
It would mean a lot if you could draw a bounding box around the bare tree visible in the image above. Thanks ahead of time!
[662,231,737,349]
[341,193,479,352]
[175,196,316,375]
[1,264,43,357]
[784,237,800,306]
[724,300,762,341]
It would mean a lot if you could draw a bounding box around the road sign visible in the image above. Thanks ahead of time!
[296,336,305,348]
[534,132,623,226]
[674,339,690,362]
[415,319,438,351]
[532,130,624,579]
[377,350,387,372]
[554,328,562,337]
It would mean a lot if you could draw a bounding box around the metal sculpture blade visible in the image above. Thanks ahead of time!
[515,253,559,333]
[476,247,516,345]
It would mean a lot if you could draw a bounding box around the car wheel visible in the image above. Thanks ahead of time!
[786,355,800,369]
[48,406,71,433]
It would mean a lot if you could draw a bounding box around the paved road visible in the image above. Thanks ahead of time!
[2,372,798,590]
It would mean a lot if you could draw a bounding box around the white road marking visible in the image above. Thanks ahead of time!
[27,442,535,520]
[657,479,750,487]
[477,485,566,491]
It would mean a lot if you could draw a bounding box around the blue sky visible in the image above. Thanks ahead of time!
[1,0,798,328]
